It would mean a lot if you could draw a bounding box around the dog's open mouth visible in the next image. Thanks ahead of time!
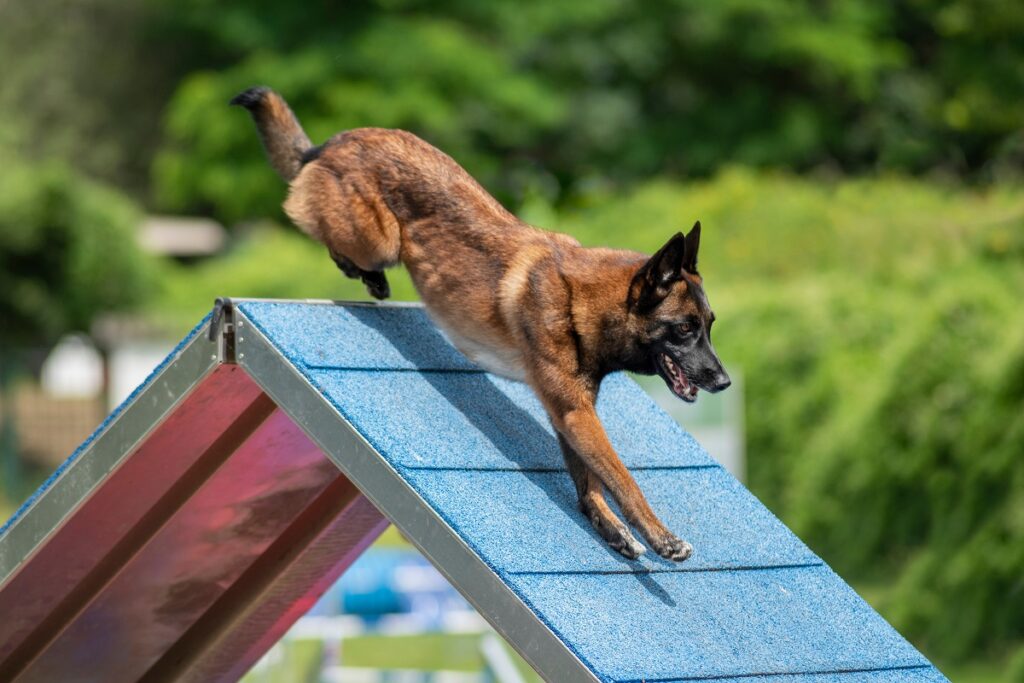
[658,353,698,403]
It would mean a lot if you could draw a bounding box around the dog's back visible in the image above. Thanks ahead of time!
[232,86,573,377]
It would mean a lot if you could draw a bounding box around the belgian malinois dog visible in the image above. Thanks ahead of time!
[233,86,731,561]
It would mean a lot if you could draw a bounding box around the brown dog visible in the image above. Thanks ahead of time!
[233,86,731,561]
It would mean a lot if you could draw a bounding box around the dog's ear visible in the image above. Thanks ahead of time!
[628,232,687,312]
[683,221,700,275]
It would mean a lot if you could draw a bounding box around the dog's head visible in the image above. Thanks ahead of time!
[626,222,730,403]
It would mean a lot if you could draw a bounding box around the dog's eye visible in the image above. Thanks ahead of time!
[676,315,702,338]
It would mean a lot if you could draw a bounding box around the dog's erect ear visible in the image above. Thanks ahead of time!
[683,221,700,275]
[649,231,689,284]
[628,232,687,312]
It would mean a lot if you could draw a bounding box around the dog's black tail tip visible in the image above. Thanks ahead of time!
[229,86,272,110]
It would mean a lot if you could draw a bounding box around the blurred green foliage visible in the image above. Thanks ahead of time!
[0,0,199,198]
[240,639,323,683]
[149,0,1024,224]
[6,0,1008,221]
[153,225,417,331]
[0,158,154,345]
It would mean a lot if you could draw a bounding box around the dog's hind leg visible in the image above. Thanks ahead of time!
[330,250,363,279]
[330,249,391,300]
[288,164,398,301]
[359,270,390,300]
[559,434,645,559]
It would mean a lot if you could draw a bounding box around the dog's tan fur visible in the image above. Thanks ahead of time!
[233,87,731,560]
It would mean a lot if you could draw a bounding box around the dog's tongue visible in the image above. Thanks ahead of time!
[671,367,688,395]
[660,354,698,401]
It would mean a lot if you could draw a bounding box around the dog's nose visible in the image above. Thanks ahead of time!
[709,373,731,393]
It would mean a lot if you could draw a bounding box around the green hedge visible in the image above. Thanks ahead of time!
[719,268,1024,663]
[0,159,154,345]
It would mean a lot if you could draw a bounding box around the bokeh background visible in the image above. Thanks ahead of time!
[1,1,1023,681]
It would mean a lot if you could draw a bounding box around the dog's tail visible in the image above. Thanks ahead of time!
[230,86,313,182]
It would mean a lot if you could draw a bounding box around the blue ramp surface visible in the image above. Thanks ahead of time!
[236,301,947,683]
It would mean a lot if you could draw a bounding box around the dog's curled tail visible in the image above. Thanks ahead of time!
[230,86,313,182]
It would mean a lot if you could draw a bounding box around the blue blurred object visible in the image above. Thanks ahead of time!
[309,549,470,624]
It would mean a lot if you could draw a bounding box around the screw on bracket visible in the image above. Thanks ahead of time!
[208,297,237,363]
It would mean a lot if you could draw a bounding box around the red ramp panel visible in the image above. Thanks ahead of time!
[1,299,950,683]
[0,313,388,683]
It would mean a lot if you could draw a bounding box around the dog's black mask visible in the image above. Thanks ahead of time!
[627,222,731,403]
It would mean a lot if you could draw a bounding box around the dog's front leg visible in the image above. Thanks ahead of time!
[558,434,646,559]
[535,375,692,562]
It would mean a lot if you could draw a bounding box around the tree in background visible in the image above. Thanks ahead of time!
[0,0,204,198]
[0,157,154,506]
[0,160,153,347]
[151,0,1024,224]
[4,0,1021,219]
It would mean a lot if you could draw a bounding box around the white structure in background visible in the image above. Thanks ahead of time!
[38,331,175,411]
[107,341,175,410]
[137,215,227,258]
[479,633,527,683]
[39,213,227,407]
[40,335,104,399]
[634,370,745,480]
[109,213,227,404]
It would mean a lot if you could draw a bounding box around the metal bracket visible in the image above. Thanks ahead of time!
[208,297,236,364]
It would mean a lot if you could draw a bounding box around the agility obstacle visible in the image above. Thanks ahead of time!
[0,299,948,682]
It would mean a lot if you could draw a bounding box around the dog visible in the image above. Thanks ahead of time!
[232,86,731,561]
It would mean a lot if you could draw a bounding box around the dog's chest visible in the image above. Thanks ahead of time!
[432,320,527,382]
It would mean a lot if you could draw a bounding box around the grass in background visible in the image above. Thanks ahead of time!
[342,632,542,682]
[241,639,322,683]
[341,633,482,672]
[372,524,410,549]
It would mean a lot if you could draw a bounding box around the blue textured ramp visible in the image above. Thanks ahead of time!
[307,370,713,470]
[241,302,477,370]
[237,301,947,683]
[404,468,819,573]
[703,670,948,683]
[505,567,927,680]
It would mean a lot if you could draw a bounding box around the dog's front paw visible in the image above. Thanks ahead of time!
[608,530,646,561]
[586,510,646,560]
[648,531,692,562]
